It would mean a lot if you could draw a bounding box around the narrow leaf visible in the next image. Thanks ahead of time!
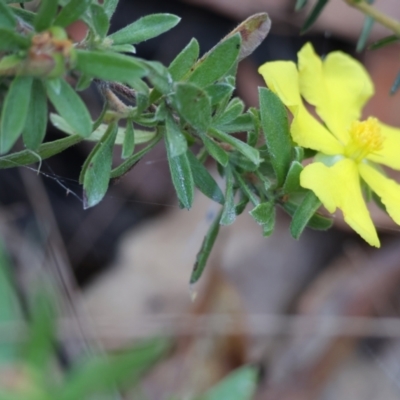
[0,135,82,169]
[175,82,212,133]
[103,0,119,18]
[250,202,275,236]
[75,50,148,86]
[190,209,222,284]
[53,0,92,28]
[283,200,333,231]
[0,76,33,154]
[202,135,229,167]
[356,15,374,52]
[0,1,15,29]
[0,28,30,51]
[24,291,55,370]
[34,0,58,31]
[295,0,309,11]
[290,191,322,239]
[259,87,292,186]
[122,120,135,159]
[165,112,188,158]
[220,168,236,225]
[369,35,400,50]
[60,339,170,400]
[205,83,234,106]
[46,78,92,138]
[90,3,110,38]
[108,13,181,45]
[169,38,199,81]
[23,79,48,150]
[110,134,162,179]
[83,122,118,209]
[283,161,303,194]
[166,149,194,210]
[390,70,400,95]
[201,366,257,400]
[209,128,260,166]
[213,98,244,126]
[188,34,241,88]
[187,150,224,205]
[301,0,329,33]
[9,8,35,25]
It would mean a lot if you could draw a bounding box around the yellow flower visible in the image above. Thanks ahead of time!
[258,43,400,247]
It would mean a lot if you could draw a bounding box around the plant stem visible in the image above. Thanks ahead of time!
[344,0,400,36]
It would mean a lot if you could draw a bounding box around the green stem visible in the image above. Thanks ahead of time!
[345,0,400,36]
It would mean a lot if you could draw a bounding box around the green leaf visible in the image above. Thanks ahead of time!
[250,202,275,236]
[205,83,234,106]
[165,112,188,158]
[169,38,199,81]
[0,135,83,169]
[190,209,222,284]
[175,82,212,133]
[108,13,181,45]
[110,44,136,53]
[289,191,322,239]
[209,128,260,166]
[50,113,156,145]
[0,1,15,29]
[369,35,400,50]
[301,0,329,33]
[187,150,224,205]
[22,79,48,151]
[45,78,92,138]
[283,161,303,194]
[218,114,254,133]
[0,28,30,51]
[53,0,92,28]
[9,7,35,25]
[213,98,244,126]
[295,0,309,11]
[23,290,55,370]
[356,15,374,52]
[82,122,118,209]
[283,200,332,231]
[188,34,241,88]
[220,168,236,225]
[390,70,400,95]
[145,60,172,94]
[34,0,58,31]
[0,76,33,154]
[75,50,148,86]
[103,0,119,18]
[202,135,229,167]
[122,120,135,159]
[201,366,257,400]
[90,3,110,38]
[0,241,21,364]
[247,107,260,147]
[259,87,292,186]
[110,133,162,179]
[60,338,170,400]
[166,146,194,210]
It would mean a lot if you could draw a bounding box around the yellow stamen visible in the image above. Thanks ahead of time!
[344,117,385,162]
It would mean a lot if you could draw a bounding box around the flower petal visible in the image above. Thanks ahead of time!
[291,104,344,155]
[359,162,400,225]
[300,159,380,247]
[259,59,343,155]
[298,43,374,144]
[258,61,301,111]
[367,122,400,170]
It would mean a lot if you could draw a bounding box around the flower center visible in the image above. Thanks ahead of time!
[344,117,384,162]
